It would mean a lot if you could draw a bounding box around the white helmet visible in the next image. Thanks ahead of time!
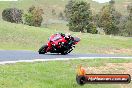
[65,33,71,38]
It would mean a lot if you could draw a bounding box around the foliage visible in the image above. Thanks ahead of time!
[125,3,132,36]
[127,3,132,20]
[89,23,98,34]
[66,1,97,34]
[119,3,132,37]
[2,8,23,23]
[24,6,44,27]
[64,0,75,21]
[125,20,132,36]
[97,0,121,35]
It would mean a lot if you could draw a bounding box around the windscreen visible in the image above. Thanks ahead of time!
[74,37,80,42]
[51,34,62,41]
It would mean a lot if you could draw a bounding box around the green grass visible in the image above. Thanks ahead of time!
[0,0,131,19]
[0,0,101,20]
[0,58,132,88]
[0,21,132,55]
[46,23,69,32]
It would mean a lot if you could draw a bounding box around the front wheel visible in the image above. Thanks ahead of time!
[38,45,48,54]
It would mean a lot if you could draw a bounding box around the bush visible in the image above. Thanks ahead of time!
[64,0,75,21]
[2,8,23,23]
[24,6,44,27]
[118,3,132,37]
[124,20,132,36]
[125,3,132,36]
[88,23,98,34]
[97,0,121,35]
[66,1,97,33]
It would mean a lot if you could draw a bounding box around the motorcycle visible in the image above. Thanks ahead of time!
[38,33,80,55]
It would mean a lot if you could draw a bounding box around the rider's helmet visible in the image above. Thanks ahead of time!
[59,33,65,37]
[65,33,71,40]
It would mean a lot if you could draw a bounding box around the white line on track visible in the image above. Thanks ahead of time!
[0,57,132,65]
[1,57,132,81]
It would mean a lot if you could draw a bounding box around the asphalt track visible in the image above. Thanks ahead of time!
[0,50,131,62]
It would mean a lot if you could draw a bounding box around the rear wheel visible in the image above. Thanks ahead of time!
[38,45,48,54]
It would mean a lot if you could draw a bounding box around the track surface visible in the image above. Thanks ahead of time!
[0,50,131,62]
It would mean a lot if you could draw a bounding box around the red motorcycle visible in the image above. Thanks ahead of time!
[38,33,80,55]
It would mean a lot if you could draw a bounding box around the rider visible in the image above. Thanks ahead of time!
[60,33,73,41]
[60,33,74,48]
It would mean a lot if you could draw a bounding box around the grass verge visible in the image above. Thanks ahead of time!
[0,21,132,55]
[0,58,132,88]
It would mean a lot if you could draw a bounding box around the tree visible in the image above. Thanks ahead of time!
[109,0,115,5]
[117,3,132,37]
[2,8,23,23]
[67,1,97,33]
[127,3,132,20]
[64,0,75,21]
[125,20,132,36]
[97,0,121,35]
[124,3,132,36]
[24,6,44,27]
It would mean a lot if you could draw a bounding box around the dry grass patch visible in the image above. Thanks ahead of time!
[85,63,132,88]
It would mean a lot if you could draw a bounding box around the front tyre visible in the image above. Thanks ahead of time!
[38,45,48,54]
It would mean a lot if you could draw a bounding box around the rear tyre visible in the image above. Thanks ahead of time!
[38,45,48,54]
